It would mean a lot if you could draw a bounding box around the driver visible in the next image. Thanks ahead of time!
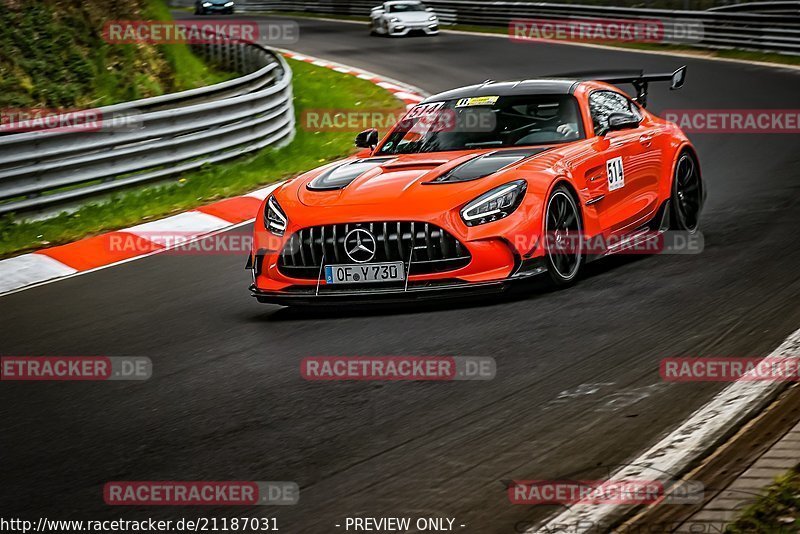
[523,101,580,139]
[556,122,580,138]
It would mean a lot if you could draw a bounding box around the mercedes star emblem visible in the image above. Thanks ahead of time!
[344,228,377,263]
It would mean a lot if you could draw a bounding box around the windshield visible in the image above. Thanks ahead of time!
[387,3,426,12]
[377,94,584,155]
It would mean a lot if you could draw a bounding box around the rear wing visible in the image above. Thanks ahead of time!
[594,66,687,108]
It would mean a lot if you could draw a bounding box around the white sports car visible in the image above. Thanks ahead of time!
[369,1,440,36]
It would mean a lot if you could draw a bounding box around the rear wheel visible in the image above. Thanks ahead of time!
[544,185,583,287]
[670,151,702,233]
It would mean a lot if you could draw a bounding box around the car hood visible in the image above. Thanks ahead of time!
[293,147,554,209]
[389,11,432,22]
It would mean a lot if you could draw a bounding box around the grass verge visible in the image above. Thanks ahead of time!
[143,0,237,93]
[0,58,404,258]
[0,0,234,109]
[727,465,800,533]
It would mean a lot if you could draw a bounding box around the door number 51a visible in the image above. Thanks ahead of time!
[607,157,625,191]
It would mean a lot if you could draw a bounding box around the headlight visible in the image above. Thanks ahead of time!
[264,195,288,236]
[202,2,211,6]
[224,1,234,6]
[460,180,527,226]
[429,15,437,21]
[390,17,400,22]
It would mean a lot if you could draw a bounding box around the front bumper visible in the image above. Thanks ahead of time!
[389,23,439,35]
[250,278,509,306]
[248,195,549,306]
[199,5,234,13]
[248,249,547,306]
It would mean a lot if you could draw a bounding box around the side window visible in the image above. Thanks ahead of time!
[589,91,641,135]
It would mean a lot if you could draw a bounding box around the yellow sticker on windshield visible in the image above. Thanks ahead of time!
[455,96,499,107]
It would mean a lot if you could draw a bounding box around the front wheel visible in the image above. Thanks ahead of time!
[544,185,583,287]
[670,151,702,233]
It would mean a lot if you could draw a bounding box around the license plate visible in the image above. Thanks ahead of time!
[325,262,405,284]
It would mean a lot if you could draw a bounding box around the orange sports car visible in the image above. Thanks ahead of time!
[247,67,704,305]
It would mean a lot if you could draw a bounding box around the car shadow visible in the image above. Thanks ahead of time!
[254,290,521,322]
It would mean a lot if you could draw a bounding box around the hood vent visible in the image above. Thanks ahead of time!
[428,147,552,184]
[307,158,394,191]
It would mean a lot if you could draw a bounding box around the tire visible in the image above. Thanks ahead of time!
[544,185,584,287]
[670,151,702,233]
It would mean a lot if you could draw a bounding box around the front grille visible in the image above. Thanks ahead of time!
[278,222,471,279]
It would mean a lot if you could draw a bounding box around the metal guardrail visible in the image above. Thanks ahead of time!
[0,40,295,216]
[709,0,800,13]
[237,0,800,55]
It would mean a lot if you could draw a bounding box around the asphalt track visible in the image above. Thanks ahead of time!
[2,16,800,533]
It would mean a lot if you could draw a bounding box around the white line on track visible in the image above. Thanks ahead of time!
[442,28,800,74]
[254,13,800,74]
[530,326,800,533]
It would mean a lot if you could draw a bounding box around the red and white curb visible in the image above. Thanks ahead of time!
[277,49,427,108]
[0,52,428,297]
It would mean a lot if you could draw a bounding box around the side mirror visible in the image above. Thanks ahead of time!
[355,128,379,149]
[605,111,641,134]
[671,66,686,90]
